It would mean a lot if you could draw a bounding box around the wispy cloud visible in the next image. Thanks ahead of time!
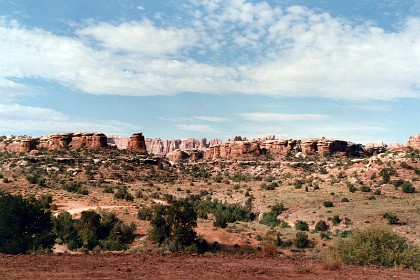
[0,103,139,136]
[176,124,219,134]
[239,112,330,122]
[195,116,230,122]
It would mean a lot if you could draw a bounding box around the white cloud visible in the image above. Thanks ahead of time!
[195,116,230,122]
[240,112,330,122]
[176,124,219,134]
[77,20,198,56]
[0,2,419,100]
[0,103,139,135]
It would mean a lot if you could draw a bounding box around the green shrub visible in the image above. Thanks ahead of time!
[323,201,334,207]
[329,225,420,270]
[360,186,371,192]
[295,220,309,231]
[315,220,329,232]
[270,203,285,215]
[259,212,280,227]
[383,213,399,225]
[402,182,415,193]
[137,207,153,221]
[374,189,381,195]
[341,197,349,202]
[294,231,310,248]
[331,215,342,225]
[114,186,134,201]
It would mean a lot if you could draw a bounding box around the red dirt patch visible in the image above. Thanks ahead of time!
[0,253,418,280]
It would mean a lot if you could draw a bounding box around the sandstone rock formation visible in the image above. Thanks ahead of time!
[127,133,147,154]
[407,134,420,149]
[2,138,37,153]
[107,136,130,150]
[260,139,297,157]
[145,138,209,155]
[70,133,107,149]
[39,133,72,150]
[364,142,388,156]
[205,140,260,160]
[39,132,107,150]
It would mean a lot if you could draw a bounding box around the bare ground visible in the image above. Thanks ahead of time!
[0,253,418,280]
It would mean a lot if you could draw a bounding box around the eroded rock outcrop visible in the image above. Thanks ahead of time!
[39,133,73,150]
[145,138,209,155]
[407,134,420,149]
[70,133,107,149]
[260,139,297,157]
[107,136,130,150]
[3,138,37,153]
[39,132,107,150]
[364,142,388,156]
[127,133,147,154]
[205,140,260,160]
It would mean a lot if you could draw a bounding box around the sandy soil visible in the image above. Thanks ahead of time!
[0,253,418,280]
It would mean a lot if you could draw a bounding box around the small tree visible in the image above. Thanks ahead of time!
[149,198,198,250]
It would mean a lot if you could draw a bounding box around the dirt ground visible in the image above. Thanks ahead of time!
[0,253,418,280]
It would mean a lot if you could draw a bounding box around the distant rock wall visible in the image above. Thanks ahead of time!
[1,132,418,160]
[145,137,212,155]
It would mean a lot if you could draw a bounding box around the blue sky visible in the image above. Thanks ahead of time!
[0,0,419,144]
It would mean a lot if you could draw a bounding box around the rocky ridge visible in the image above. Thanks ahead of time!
[1,133,419,163]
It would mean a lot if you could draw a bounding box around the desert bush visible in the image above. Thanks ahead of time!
[348,184,357,193]
[102,186,114,193]
[323,201,334,207]
[54,211,81,248]
[137,207,153,221]
[374,189,381,195]
[0,192,55,254]
[341,197,349,202]
[360,186,371,192]
[55,210,136,251]
[331,215,342,225]
[271,202,285,215]
[329,225,419,270]
[402,181,415,193]
[62,182,88,195]
[295,220,309,231]
[294,231,310,248]
[261,182,278,190]
[261,234,277,257]
[149,198,202,252]
[114,186,134,201]
[259,211,280,227]
[383,212,399,225]
[293,179,305,189]
[315,220,329,232]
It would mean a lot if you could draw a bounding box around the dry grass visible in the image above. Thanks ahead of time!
[260,233,278,257]
[323,248,343,270]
